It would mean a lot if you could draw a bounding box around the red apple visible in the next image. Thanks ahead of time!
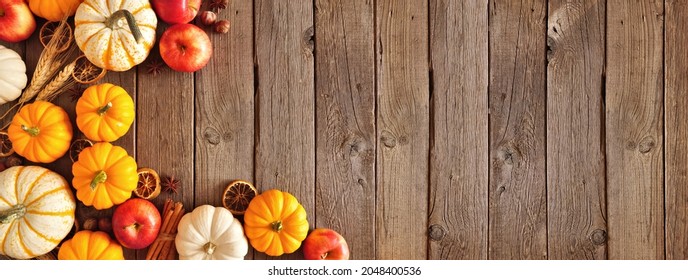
[112,198,161,249]
[0,0,36,43]
[151,0,202,24]
[159,23,212,73]
[303,228,350,260]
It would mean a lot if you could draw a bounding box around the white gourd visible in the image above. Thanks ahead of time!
[0,45,27,105]
[175,205,248,260]
[0,166,76,259]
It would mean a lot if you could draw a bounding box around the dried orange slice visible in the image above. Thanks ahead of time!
[72,55,107,84]
[222,180,258,215]
[135,168,161,200]
[39,21,73,53]
[0,132,14,157]
[69,138,93,163]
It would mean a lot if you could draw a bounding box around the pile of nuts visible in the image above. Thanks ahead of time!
[202,0,231,34]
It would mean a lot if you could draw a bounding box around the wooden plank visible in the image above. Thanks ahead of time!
[194,0,253,212]
[136,25,195,259]
[315,0,375,259]
[254,0,315,260]
[606,0,664,260]
[546,0,606,259]
[488,0,547,260]
[666,0,688,260]
[375,0,429,260]
[314,0,376,260]
[194,0,254,260]
[428,0,488,260]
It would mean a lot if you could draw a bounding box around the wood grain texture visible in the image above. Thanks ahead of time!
[429,0,488,260]
[375,0,429,260]
[254,0,315,260]
[194,1,254,207]
[665,0,688,260]
[315,0,376,260]
[546,0,606,259]
[606,0,664,260]
[488,0,547,260]
[136,23,195,259]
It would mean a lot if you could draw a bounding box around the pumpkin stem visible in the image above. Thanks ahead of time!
[0,204,26,224]
[90,170,108,190]
[271,221,283,233]
[98,102,113,116]
[203,242,217,255]
[21,125,40,137]
[106,10,143,43]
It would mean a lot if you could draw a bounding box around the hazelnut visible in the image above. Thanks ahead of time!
[200,11,217,26]
[214,20,230,34]
[4,156,22,168]
[98,217,112,232]
[82,218,98,231]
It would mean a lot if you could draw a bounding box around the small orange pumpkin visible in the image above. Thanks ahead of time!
[7,101,73,163]
[243,189,309,256]
[72,142,138,210]
[58,230,124,260]
[76,83,135,142]
[29,0,84,21]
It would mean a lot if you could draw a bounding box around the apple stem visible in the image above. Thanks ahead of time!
[98,102,113,116]
[0,204,26,224]
[271,221,283,233]
[90,170,108,190]
[106,10,143,43]
[21,125,40,137]
[203,242,217,255]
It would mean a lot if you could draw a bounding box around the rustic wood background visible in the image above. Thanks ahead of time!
[2,0,688,260]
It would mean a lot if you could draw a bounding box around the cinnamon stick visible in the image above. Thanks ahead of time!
[147,200,185,260]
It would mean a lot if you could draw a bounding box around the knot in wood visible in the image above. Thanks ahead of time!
[303,26,314,52]
[380,130,397,148]
[428,224,445,241]
[203,127,222,145]
[590,229,607,245]
[638,136,655,154]
[498,146,517,165]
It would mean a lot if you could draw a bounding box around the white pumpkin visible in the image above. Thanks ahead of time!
[74,0,157,71]
[175,205,248,260]
[0,166,76,259]
[0,45,27,105]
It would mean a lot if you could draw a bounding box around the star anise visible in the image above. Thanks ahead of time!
[209,0,229,11]
[146,59,166,76]
[69,85,85,102]
[162,175,181,194]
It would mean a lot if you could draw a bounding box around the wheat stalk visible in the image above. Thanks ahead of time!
[36,61,76,101]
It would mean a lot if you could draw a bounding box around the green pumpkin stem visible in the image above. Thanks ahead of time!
[98,102,113,116]
[271,221,283,233]
[90,170,108,190]
[106,10,143,43]
[21,125,40,137]
[0,204,26,224]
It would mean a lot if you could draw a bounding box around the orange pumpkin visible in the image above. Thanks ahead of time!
[58,230,124,260]
[76,83,135,142]
[72,142,138,210]
[243,189,309,256]
[7,101,73,163]
[29,0,84,21]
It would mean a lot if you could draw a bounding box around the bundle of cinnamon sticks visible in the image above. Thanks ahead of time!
[146,199,186,260]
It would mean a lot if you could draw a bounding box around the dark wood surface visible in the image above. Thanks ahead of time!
[2,0,688,260]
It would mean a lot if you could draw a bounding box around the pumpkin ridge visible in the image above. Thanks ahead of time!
[16,223,37,258]
[26,209,73,217]
[21,169,51,203]
[13,166,24,203]
[0,221,15,253]
[0,194,11,206]
[22,218,61,244]
[24,186,66,207]
[129,4,150,16]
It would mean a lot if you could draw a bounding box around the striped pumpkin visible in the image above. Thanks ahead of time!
[0,166,76,260]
